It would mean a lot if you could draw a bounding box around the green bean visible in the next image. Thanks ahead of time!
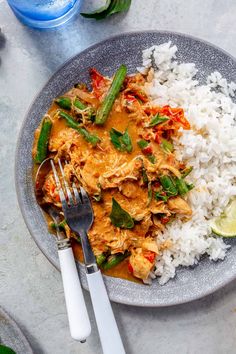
[96,253,107,266]
[155,192,168,202]
[160,175,178,196]
[142,166,148,185]
[161,138,173,153]
[147,154,156,164]
[58,111,100,146]
[56,96,89,111]
[175,178,189,195]
[74,99,87,110]
[55,97,71,110]
[95,65,127,125]
[102,252,129,270]
[181,166,193,178]
[137,139,149,149]
[34,116,52,164]
[59,110,80,129]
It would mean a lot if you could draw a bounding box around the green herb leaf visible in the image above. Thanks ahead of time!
[149,114,169,127]
[81,0,132,20]
[0,344,17,354]
[109,198,134,229]
[147,154,156,164]
[110,128,132,152]
[160,175,178,196]
[137,139,149,149]
[155,192,168,202]
[161,138,174,153]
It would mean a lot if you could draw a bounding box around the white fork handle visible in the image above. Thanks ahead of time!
[58,247,91,341]
[86,270,126,354]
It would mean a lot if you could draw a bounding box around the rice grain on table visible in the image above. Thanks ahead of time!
[138,42,236,284]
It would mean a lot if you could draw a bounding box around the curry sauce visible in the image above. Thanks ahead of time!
[33,68,193,283]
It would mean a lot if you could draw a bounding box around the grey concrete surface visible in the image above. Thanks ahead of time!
[1,0,236,353]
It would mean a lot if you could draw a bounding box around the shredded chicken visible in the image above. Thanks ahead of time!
[33,68,193,283]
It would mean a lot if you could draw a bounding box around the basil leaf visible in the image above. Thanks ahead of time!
[109,198,134,229]
[121,129,132,152]
[149,114,169,127]
[81,0,132,20]
[110,128,132,152]
[137,139,149,149]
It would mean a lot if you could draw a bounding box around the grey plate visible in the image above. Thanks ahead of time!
[15,31,236,307]
[0,307,33,354]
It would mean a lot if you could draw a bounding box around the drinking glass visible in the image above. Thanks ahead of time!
[7,0,83,29]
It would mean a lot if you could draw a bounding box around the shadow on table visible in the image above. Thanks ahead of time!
[13,10,130,74]
[0,29,6,50]
[112,278,236,353]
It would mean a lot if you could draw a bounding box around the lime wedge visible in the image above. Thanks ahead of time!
[210,199,236,237]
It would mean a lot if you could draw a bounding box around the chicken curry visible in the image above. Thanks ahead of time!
[33,65,193,283]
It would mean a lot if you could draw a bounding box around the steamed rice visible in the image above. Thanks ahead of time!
[138,42,236,284]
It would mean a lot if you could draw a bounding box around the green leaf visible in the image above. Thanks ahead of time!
[161,138,173,153]
[81,0,132,20]
[137,139,149,149]
[149,114,169,127]
[147,154,156,164]
[160,175,178,196]
[110,128,132,152]
[109,198,134,229]
[0,344,17,354]
[155,192,168,202]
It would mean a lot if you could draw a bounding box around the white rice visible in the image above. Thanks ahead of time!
[138,42,236,285]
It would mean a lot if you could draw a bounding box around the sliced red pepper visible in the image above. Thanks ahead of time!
[160,216,170,224]
[143,251,156,263]
[128,262,133,274]
[154,133,161,144]
[142,146,153,155]
[90,68,109,99]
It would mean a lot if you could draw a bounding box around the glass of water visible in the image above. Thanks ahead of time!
[7,0,83,29]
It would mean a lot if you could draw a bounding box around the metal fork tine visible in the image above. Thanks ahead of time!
[80,187,90,205]
[72,182,81,204]
[50,160,68,210]
[58,158,74,206]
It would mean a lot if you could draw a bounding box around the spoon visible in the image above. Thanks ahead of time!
[35,158,91,342]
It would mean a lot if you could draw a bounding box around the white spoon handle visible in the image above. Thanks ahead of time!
[58,247,91,341]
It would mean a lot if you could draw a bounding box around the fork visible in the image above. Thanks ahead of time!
[51,159,126,354]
